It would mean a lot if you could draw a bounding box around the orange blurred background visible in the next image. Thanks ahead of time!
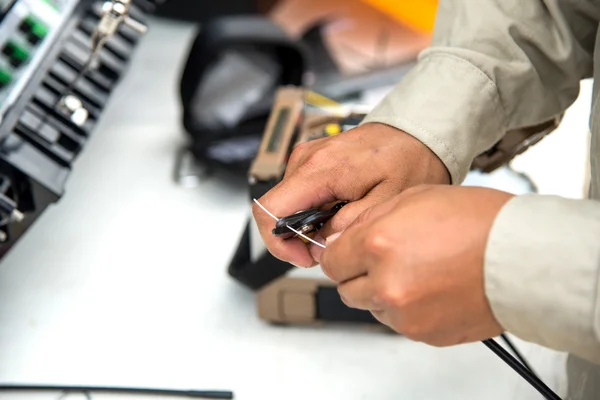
[269,0,438,75]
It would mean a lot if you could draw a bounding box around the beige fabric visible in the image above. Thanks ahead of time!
[362,0,600,398]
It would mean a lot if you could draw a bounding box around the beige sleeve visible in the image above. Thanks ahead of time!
[362,0,596,184]
[486,195,600,363]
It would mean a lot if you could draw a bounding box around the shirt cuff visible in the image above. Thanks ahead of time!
[485,194,600,363]
[361,53,507,184]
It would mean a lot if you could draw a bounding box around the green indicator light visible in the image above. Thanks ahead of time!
[0,68,13,87]
[21,15,37,31]
[31,22,48,40]
[10,42,29,63]
[20,15,49,45]
[4,41,30,67]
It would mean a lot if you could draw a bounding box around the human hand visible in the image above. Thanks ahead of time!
[320,185,514,346]
[251,123,450,268]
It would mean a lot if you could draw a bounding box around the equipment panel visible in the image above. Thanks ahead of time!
[0,0,79,116]
[0,0,159,258]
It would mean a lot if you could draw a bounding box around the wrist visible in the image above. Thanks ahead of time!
[364,122,451,185]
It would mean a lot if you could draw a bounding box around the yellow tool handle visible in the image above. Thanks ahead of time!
[304,90,346,117]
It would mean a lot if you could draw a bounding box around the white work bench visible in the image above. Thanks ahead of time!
[0,17,592,400]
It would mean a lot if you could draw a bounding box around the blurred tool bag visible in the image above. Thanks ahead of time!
[178,16,307,177]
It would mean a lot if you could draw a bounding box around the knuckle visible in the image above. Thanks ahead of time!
[304,150,327,168]
[373,279,409,309]
[363,231,392,256]
[303,145,340,170]
[289,142,309,164]
[293,141,311,154]
[373,287,399,308]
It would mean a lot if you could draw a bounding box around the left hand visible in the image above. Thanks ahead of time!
[319,184,515,346]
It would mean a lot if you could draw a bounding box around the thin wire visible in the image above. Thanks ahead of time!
[253,199,326,249]
[483,339,562,400]
[253,198,279,221]
[500,333,537,376]
[284,224,326,249]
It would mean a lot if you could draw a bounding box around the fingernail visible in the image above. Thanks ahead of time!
[326,232,343,245]
[309,234,325,263]
[291,260,317,268]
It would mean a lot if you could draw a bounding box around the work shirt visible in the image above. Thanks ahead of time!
[362,1,600,399]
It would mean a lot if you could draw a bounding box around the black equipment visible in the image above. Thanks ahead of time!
[272,201,348,238]
[0,0,159,261]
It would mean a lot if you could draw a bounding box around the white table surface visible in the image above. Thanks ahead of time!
[0,17,593,400]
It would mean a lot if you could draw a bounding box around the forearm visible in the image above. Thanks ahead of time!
[485,195,600,363]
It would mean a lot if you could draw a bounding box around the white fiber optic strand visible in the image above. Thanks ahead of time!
[253,198,279,221]
[284,224,326,249]
[252,198,326,249]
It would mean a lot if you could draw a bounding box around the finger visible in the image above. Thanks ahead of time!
[319,225,370,283]
[337,275,381,310]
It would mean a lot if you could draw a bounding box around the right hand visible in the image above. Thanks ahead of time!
[251,122,450,268]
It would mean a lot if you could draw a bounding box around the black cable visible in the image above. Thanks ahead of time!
[500,333,537,375]
[0,385,234,399]
[483,339,562,400]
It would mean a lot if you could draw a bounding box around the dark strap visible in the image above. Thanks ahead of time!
[227,220,293,290]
